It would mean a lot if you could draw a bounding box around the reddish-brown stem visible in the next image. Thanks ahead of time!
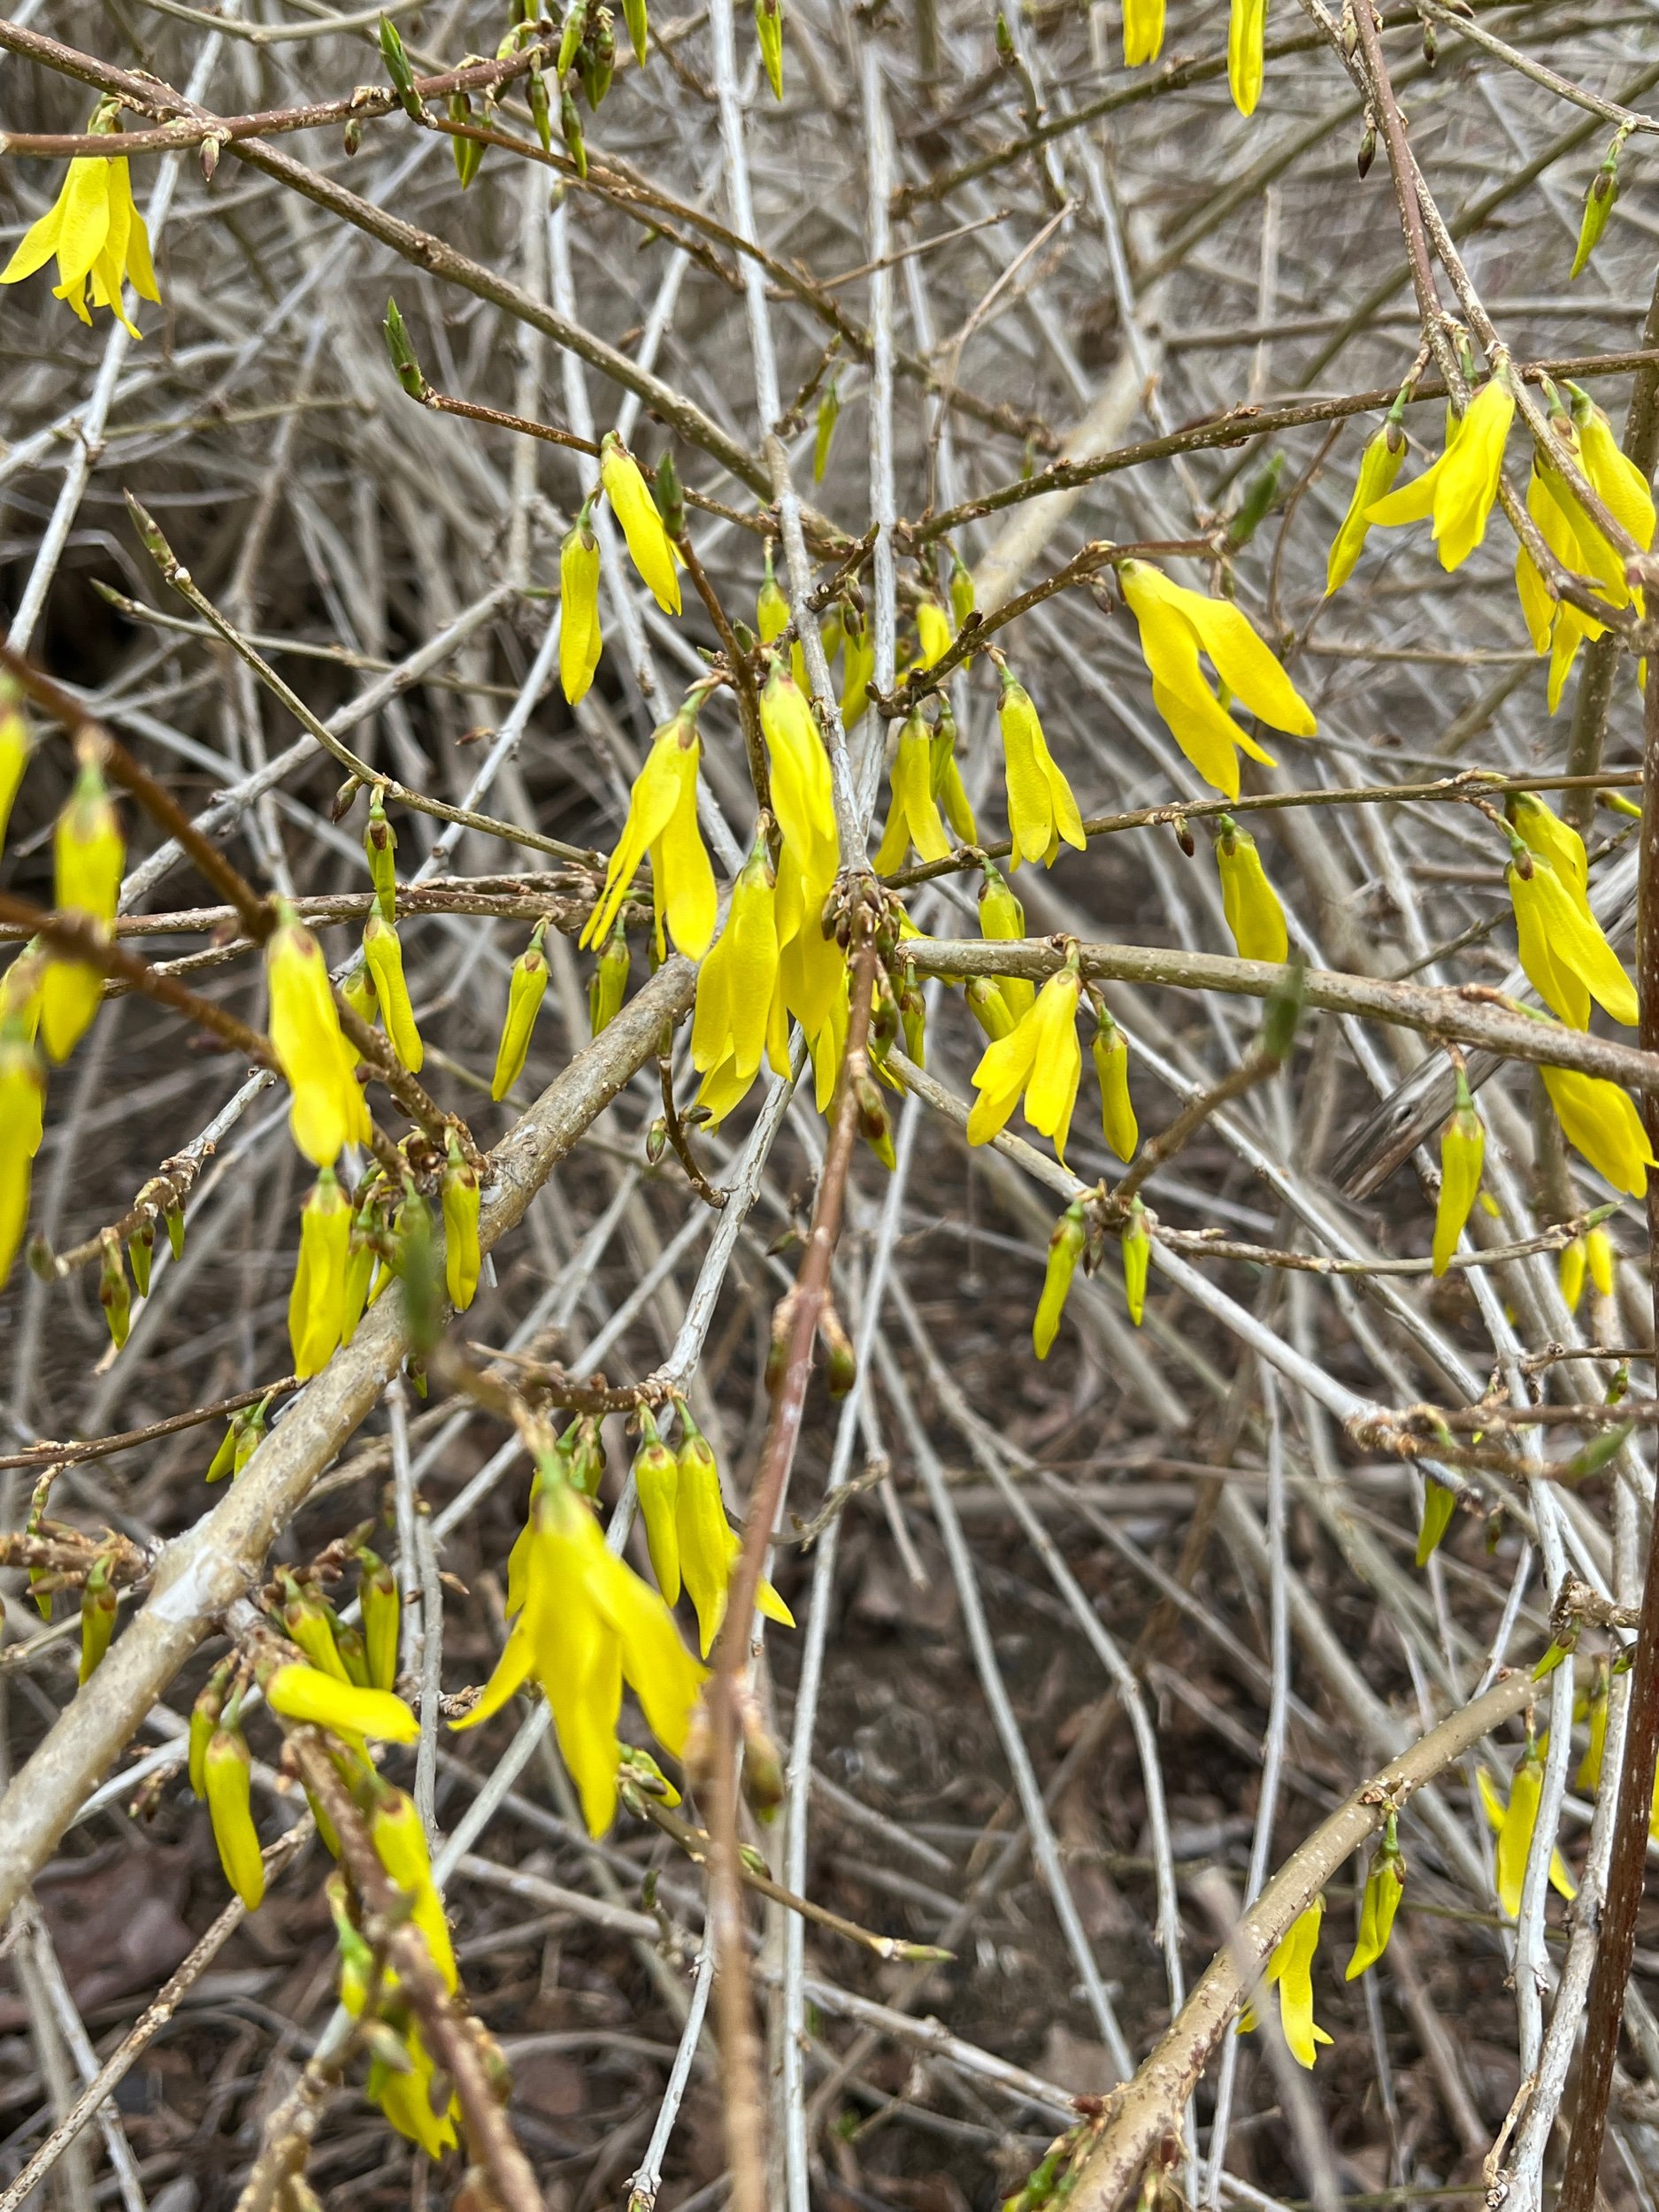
[703,925,879,2212]
[1557,650,1659,2212]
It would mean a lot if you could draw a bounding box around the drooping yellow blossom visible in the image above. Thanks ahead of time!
[205,1723,265,1911]
[1559,1234,1588,1312]
[1248,1899,1332,2068]
[441,1135,480,1310]
[266,909,370,1165]
[0,1019,46,1288]
[265,1662,419,1743]
[914,601,952,670]
[1122,1198,1150,1325]
[757,0,784,98]
[1578,1663,1609,1793]
[967,959,1083,1161]
[369,1786,457,1991]
[363,913,424,1071]
[1417,1479,1457,1567]
[966,976,1015,1043]
[875,712,953,872]
[777,852,850,1112]
[1033,1200,1087,1360]
[357,1546,401,1692]
[0,681,31,853]
[1325,421,1406,595]
[1123,0,1164,65]
[1573,386,1656,551]
[1,105,160,336]
[1118,562,1316,801]
[930,708,977,845]
[1345,1828,1404,1980]
[1587,1224,1616,1299]
[491,922,549,1101]
[1367,374,1515,571]
[1093,1010,1138,1161]
[41,745,123,1064]
[452,1477,707,1836]
[599,430,681,615]
[674,1410,793,1658]
[1509,852,1636,1028]
[1540,1064,1656,1195]
[1228,0,1265,113]
[559,503,603,705]
[997,667,1086,870]
[1479,1751,1576,1919]
[288,1167,352,1379]
[581,708,715,959]
[1509,790,1590,895]
[979,862,1034,1024]
[634,1411,681,1603]
[1215,818,1288,964]
[1515,464,1601,713]
[692,837,788,1121]
[759,661,839,914]
[1432,1069,1485,1277]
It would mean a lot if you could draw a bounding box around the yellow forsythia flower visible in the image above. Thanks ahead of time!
[692,838,788,1122]
[1573,386,1655,551]
[1123,0,1164,64]
[1215,817,1288,964]
[1245,1900,1331,2067]
[265,1662,419,1742]
[0,1018,46,1289]
[1093,1010,1138,1161]
[453,1477,707,1835]
[979,861,1034,1024]
[1540,1064,1656,1195]
[930,707,977,845]
[1515,463,1601,713]
[1481,1751,1569,1918]
[205,1724,265,1909]
[997,667,1086,870]
[1559,1233,1588,1313]
[1033,1199,1087,1360]
[559,503,603,705]
[0,105,160,336]
[42,744,123,1064]
[1122,1197,1150,1325]
[266,909,369,1164]
[1346,1831,1404,1980]
[1367,374,1515,571]
[1587,1224,1616,1298]
[674,1411,792,1658]
[581,707,715,959]
[363,913,424,1071]
[491,922,549,1102]
[1325,421,1406,595]
[1432,1070,1484,1277]
[914,601,952,671]
[0,680,31,853]
[759,659,840,912]
[1509,789,1590,895]
[1508,852,1635,1029]
[369,1785,457,1990]
[1229,0,1266,113]
[357,1547,401,1692]
[599,431,680,615]
[1118,562,1315,801]
[288,1166,352,1379]
[634,1411,681,1602]
[329,1878,457,2159]
[756,0,784,97]
[967,959,1083,1161]
[875,712,953,872]
[966,976,1015,1042]
[441,1135,480,1310]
